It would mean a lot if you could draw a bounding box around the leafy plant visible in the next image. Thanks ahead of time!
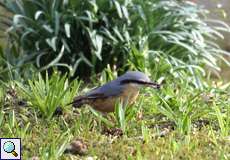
[128,0,230,87]
[0,0,133,77]
[16,72,81,119]
[114,100,126,132]
[155,81,210,134]
[90,108,114,127]
[39,131,70,159]
[1,0,229,83]
[213,101,230,137]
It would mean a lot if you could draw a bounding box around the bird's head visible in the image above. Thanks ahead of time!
[118,71,160,89]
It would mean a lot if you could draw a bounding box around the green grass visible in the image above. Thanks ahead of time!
[0,73,230,160]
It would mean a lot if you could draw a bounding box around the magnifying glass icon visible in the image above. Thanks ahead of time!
[3,141,18,157]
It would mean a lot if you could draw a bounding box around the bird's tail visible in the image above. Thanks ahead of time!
[66,96,90,108]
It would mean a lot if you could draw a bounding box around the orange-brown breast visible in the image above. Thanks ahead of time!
[89,84,140,112]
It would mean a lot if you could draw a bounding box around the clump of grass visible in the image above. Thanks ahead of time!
[16,72,81,119]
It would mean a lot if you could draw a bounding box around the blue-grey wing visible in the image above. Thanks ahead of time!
[85,80,123,98]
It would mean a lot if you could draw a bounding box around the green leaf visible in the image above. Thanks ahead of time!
[93,35,103,60]
[64,23,71,38]
[46,37,57,51]
[34,10,44,20]
[113,0,123,18]
[40,45,64,71]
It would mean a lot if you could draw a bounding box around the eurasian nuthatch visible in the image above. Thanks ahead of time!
[69,71,160,112]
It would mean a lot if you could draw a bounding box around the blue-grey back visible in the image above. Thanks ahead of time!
[86,71,149,98]
[86,79,123,98]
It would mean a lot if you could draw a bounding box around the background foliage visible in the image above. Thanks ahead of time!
[0,0,229,85]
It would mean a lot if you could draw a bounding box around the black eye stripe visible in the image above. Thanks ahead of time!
[120,79,147,85]
[120,79,161,89]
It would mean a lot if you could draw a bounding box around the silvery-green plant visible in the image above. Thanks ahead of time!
[0,0,229,85]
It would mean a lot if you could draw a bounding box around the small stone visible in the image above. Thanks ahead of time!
[65,139,88,155]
